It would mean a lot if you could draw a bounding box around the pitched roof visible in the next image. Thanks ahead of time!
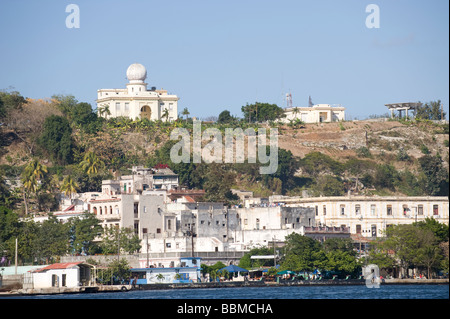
[32,262,84,273]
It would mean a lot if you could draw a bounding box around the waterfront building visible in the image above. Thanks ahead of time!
[270,195,449,238]
[96,63,179,122]
[131,257,202,284]
[27,262,94,289]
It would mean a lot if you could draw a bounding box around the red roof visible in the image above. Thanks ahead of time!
[32,262,84,272]
[184,195,196,203]
[63,204,75,212]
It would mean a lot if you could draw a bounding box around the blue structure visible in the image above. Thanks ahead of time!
[131,257,202,284]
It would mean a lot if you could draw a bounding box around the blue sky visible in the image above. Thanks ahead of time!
[0,0,448,120]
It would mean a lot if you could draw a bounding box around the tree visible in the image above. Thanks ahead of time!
[39,115,74,164]
[241,102,285,123]
[68,213,102,255]
[182,107,190,121]
[0,90,27,119]
[80,151,104,176]
[217,110,234,124]
[34,215,70,263]
[202,164,237,204]
[98,103,111,118]
[238,247,274,269]
[416,100,446,121]
[377,224,443,278]
[162,108,170,122]
[310,175,345,196]
[281,233,324,272]
[418,155,449,196]
[60,175,79,200]
[21,159,48,215]
[100,227,141,255]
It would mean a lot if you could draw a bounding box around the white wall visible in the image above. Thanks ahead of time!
[32,268,79,288]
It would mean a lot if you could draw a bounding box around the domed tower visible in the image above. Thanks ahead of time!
[126,63,148,94]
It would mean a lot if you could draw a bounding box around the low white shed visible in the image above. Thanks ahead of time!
[30,262,93,288]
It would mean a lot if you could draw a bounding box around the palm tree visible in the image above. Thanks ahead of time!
[80,151,105,192]
[162,108,170,122]
[98,104,111,118]
[80,151,104,176]
[60,175,79,202]
[182,107,190,121]
[21,159,47,215]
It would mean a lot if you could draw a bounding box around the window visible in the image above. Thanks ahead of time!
[315,206,318,216]
[169,103,173,110]
[125,102,129,111]
[340,205,345,216]
[115,102,120,111]
[167,219,172,230]
[433,205,439,215]
[370,204,376,216]
[134,203,139,218]
[387,205,392,216]
[355,204,361,215]
[418,205,424,215]
[143,228,147,234]
[157,228,161,234]
[356,224,362,234]
[371,225,377,237]
[403,205,408,215]
[323,205,326,216]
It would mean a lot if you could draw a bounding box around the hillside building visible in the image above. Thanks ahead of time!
[281,104,345,123]
[96,63,179,122]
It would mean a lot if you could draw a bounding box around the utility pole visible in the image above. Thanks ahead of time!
[273,236,276,268]
[146,233,149,268]
[15,238,18,275]
[117,229,120,262]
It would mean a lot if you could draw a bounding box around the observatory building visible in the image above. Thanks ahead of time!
[96,63,179,122]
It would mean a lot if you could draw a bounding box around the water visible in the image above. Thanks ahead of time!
[5,284,449,299]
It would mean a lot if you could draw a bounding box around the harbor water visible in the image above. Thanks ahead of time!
[4,284,448,299]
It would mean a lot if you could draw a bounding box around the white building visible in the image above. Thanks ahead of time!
[271,195,449,238]
[282,104,345,123]
[96,63,179,122]
[28,262,93,289]
[88,193,168,241]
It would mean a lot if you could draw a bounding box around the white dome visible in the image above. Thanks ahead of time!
[126,63,147,82]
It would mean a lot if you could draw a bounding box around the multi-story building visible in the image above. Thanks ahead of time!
[102,166,179,195]
[96,63,179,122]
[271,195,449,238]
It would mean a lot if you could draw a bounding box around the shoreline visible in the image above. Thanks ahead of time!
[1,278,448,297]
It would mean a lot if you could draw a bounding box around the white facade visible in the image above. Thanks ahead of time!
[89,193,167,240]
[282,104,345,123]
[30,262,92,288]
[96,63,179,122]
[272,195,449,238]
